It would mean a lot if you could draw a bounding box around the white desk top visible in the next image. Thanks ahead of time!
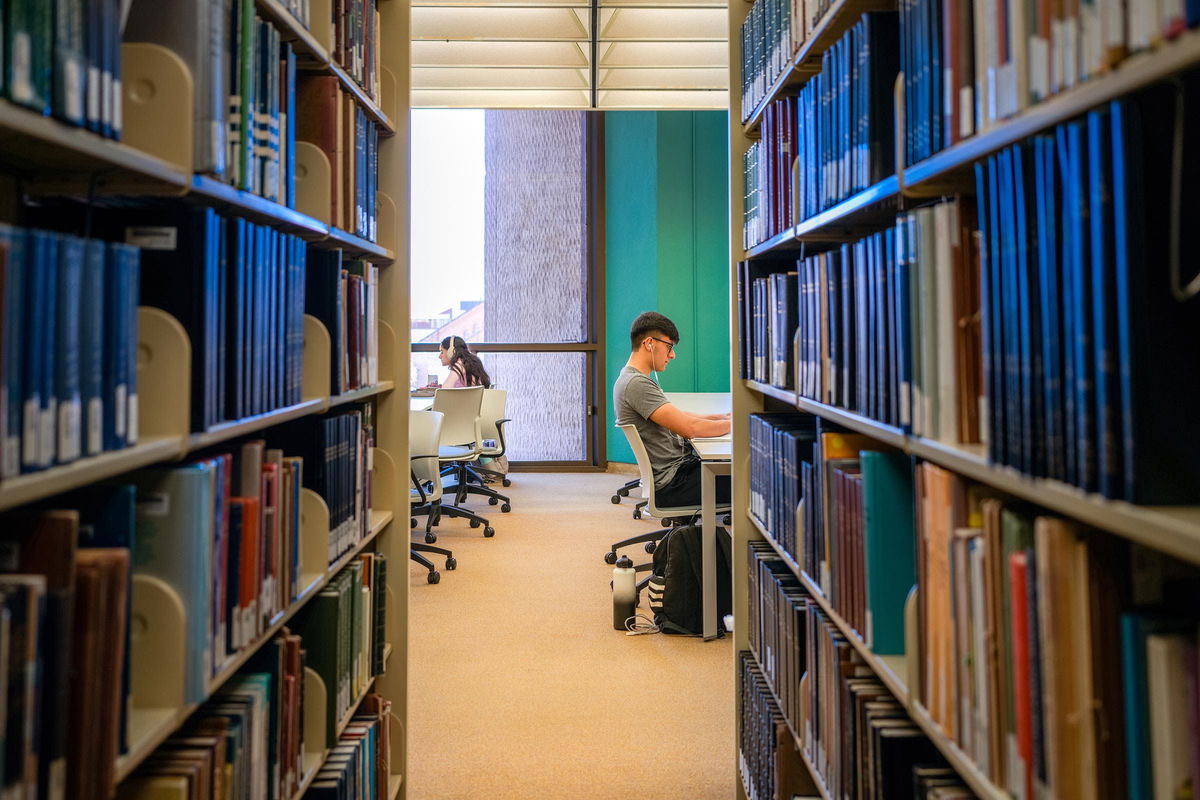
[410,396,434,411]
[665,391,731,416]
[691,438,732,461]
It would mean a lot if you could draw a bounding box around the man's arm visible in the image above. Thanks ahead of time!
[649,402,731,439]
[681,410,731,421]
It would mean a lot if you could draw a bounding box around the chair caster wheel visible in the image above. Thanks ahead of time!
[483,526,496,538]
[611,495,621,504]
[645,542,656,553]
[425,532,437,544]
[500,503,511,513]
[411,518,417,528]
[502,478,511,487]
[603,551,617,565]
[446,557,457,570]
[633,509,642,520]
[469,520,480,529]
[489,497,498,505]
[428,571,441,584]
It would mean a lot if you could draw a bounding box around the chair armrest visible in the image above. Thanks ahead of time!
[410,453,440,462]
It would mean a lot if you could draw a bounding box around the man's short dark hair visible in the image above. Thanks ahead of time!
[629,311,679,352]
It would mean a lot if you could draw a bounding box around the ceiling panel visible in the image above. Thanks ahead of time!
[597,67,726,90]
[412,41,591,68]
[598,40,726,68]
[412,7,591,40]
[412,89,593,108]
[414,67,591,90]
[597,8,726,40]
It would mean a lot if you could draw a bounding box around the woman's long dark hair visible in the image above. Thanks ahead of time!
[441,336,491,388]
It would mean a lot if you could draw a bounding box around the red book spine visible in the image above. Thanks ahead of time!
[1009,550,1034,800]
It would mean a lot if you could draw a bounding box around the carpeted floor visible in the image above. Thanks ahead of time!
[407,471,735,800]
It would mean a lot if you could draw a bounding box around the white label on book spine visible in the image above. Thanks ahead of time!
[960,87,975,139]
[124,227,178,251]
[87,398,102,455]
[112,79,123,136]
[115,384,127,439]
[1029,37,1050,100]
[48,758,65,800]
[65,59,84,122]
[40,400,56,467]
[3,436,17,479]
[127,394,138,444]
[102,71,113,130]
[13,33,32,103]
[58,399,81,464]
[87,66,101,124]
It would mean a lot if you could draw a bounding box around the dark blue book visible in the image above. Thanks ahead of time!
[226,500,243,655]
[23,231,59,472]
[226,219,247,421]
[1033,136,1065,483]
[120,209,220,433]
[1189,0,1200,24]
[80,240,105,458]
[1013,144,1043,478]
[1055,126,1078,487]
[102,242,128,451]
[55,235,84,465]
[123,245,140,446]
[1088,108,1122,499]
[883,228,896,426]
[84,0,104,133]
[998,149,1019,471]
[0,225,26,480]
[983,156,1006,466]
[216,217,228,427]
[284,44,297,209]
[1066,120,1096,493]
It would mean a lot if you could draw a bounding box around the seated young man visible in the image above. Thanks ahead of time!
[613,311,732,508]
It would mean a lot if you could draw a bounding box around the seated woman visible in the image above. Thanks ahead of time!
[439,336,491,389]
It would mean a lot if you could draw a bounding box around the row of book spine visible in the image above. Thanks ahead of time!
[745,407,1200,800]
[745,543,974,800]
[110,206,308,433]
[2,0,124,138]
[0,225,140,479]
[306,251,381,397]
[332,0,383,105]
[901,0,1200,166]
[298,552,388,745]
[305,694,393,800]
[742,80,1200,504]
[737,652,811,800]
[739,0,846,123]
[118,634,306,800]
[297,75,381,240]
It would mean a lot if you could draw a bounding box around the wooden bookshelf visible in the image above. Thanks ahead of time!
[388,774,403,800]
[255,0,328,66]
[903,25,1200,197]
[329,381,397,410]
[326,225,396,264]
[743,378,1200,565]
[190,174,330,239]
[0,437,183,513]
[293,752,326,800]
[186,398,328,453]
[328,62,397,135]
[0,100,187,193]
[743,0,896,135]
[744,226,801,259]
[115,512,392,784]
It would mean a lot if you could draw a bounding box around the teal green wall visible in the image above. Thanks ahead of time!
[604,110,730,463]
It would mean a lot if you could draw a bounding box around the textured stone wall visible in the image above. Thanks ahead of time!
[482,110,589,461]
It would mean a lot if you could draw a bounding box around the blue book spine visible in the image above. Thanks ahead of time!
[0,225,26,480]
[216,216,228,428]
[1120,614,1152,800]
[22,231,55,471]
[41,234,59,469]
[1055,126,1077,486]
[284,44,297,209]
[1110,99,1140,504]
[1013,144,1039,478]
[121,244,140,446]
[84,0,103,133]
[1088,108,1121,499]
[1067,121,1095,492]
[55,234,84,465]
[103,242,129,451]
[998,148,1020,472]
[985,156,1005,466]
[1034,136,1064,483]
[80,240,105,457]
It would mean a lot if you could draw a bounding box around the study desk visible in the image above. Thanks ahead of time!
[665,392,731,416]
[691,436,732,641]
[410,395,434,411]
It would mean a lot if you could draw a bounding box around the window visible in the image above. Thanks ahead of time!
[411,109,601,466]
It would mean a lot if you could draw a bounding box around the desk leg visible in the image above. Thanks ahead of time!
[701,462,718,641]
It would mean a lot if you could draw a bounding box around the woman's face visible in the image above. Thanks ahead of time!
[438,346,450,366]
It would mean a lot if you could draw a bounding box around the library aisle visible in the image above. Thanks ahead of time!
[407,472,733,800]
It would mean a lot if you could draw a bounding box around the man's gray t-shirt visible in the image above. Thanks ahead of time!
[614,366,688,489]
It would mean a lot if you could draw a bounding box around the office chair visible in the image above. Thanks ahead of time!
[409,410,457,583]
[452,388,513,511]
[603,424,732,581]
[610,477,648,520]
[430,388,496,537]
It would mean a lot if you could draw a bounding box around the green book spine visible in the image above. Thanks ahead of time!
[371,555,386,675]
[6,0,51,110]
[861,450,915,655]
[52,0,84,125]
[238,0,255,192]
[301,588,339,743]
[348,561,362,698]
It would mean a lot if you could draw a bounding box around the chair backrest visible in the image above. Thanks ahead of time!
[479,388,508,450]
[618,423,681,516]
[409,410,444,501]
[431,386,483,449]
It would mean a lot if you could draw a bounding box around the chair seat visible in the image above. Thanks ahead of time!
[438,444,476,460]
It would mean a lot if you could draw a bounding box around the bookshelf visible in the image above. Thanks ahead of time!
[731,2,1200,799]
[0,0,412,798]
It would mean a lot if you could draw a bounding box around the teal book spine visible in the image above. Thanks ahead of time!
[51,0,84,125]
[860,449,914,655]
[1121,613,1151,800]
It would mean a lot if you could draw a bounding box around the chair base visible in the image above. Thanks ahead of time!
[413,499,496,538]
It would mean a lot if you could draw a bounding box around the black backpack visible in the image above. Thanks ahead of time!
[646,523,732,636]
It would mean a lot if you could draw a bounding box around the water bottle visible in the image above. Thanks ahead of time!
[612,555,637,630]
